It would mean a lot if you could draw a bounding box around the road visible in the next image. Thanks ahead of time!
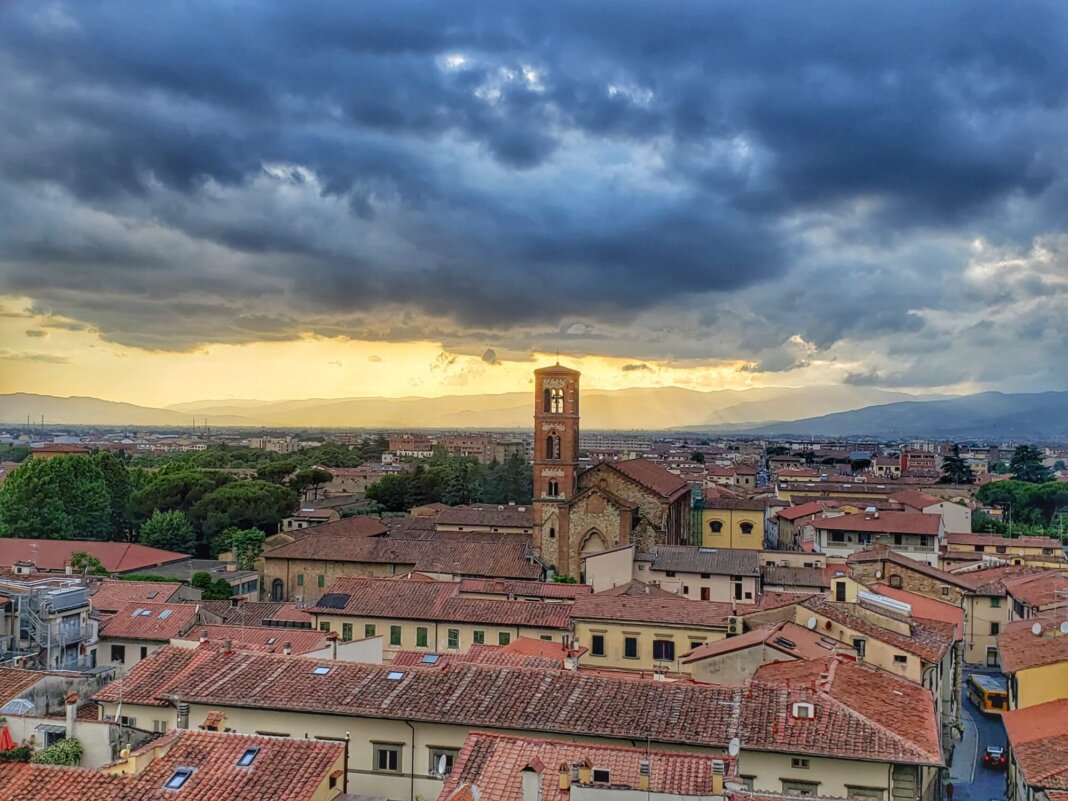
[950,668,1008,800]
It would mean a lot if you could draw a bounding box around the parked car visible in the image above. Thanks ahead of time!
[982,746,1007,770]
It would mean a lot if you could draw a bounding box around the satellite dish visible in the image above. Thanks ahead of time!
[1060,621,1068,635]
[728,738,740,757]
[437,755,448,775]
[806,617,817,630]
[1032,622,1043,636]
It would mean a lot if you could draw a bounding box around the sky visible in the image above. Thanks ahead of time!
[1,1,1067,405]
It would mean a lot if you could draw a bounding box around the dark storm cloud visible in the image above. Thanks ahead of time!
[1,0,1068,387]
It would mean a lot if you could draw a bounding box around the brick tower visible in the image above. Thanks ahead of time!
[532,363,580,573]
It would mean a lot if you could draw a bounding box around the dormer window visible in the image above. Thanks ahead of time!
[311,665,332,676]
[791,702,815,719]
[386,670,405,680]
[165,768,192,789]
[237,748,259,767]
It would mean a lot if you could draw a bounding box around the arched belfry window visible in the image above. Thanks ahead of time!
[548,480,560,497]
[549,388,564,413]
[543,388,552,413]
[546,434,561,460]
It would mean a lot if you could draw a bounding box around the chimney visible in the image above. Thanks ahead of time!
[711,760,725,796]
[64,561,73,576]
[64,692,78,739]
[283,642,293,656]
[199,630,209,644]
[224,639,233,654]
[522,761,544,801]
[226,563,236,572]
[558,763,570,792]
[577,759,592,785]
[176,702,190,730]
[327,630,339,660]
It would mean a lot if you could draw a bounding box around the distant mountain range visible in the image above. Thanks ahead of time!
[745,391,1068,440]
[0,385,939,430]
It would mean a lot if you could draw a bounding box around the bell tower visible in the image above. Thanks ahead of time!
[532,364,580,572]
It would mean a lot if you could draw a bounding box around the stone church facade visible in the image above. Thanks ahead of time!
[532,365,693,578]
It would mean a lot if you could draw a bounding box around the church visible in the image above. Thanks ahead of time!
[532,364,693,578]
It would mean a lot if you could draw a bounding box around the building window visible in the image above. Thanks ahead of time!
[592,769,611,783]
[548,388,564,413]
[893,654,908,665]
[165,769,192,789]
[852,638,866,658]
[893,534,903,546]
[781,780,819,796]
[740,522,754,535]
[624,637,638,659]
[296,574,304,587]
[990,622,1000,635]
[342,623,353,641]
[709,521,723,534]
[110,645,126,664]
[700,573,710,579]
[546,434,561,460]
[845,787,885,800]
[429,748,458,776]
[153,720,167,733]
[682,585,690,595]
[830,531,845,543]
[319,621,331,633]
[416,627,428,648]
[498,632,511,646]
[791,757,810,769]
[390,625,402,646]
[373,743,402,774]
[473,630,485,645]
[548,527,556,540]
[990,597,1001,608]
[591,634,605,657]
[835,581,847,602]
[940,586,949,596]
[652,639,675,662]
[118,715,137,728]
[447,629,460,650]
[666,571,676,577]
[889,575,903,589]
[317,575,325,588]
[365,624,376,639]
[996,546,1006,554]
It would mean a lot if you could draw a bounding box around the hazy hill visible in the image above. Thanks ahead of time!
[748,391,1068,439]
[3,385,937,429]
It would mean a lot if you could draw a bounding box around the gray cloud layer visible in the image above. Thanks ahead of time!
[1,1,1067,388]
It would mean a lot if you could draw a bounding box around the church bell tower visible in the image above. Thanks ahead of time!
[532,364,580,572]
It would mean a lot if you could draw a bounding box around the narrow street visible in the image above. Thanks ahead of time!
[950,669,1009,800]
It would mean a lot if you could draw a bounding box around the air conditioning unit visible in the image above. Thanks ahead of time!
[727,616,742,636]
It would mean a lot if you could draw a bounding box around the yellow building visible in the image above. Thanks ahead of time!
[700,497,771,549]
[306,577,572,657]
[944,533,1066,568]
[998,617,1068,710]
[571,593,729,673]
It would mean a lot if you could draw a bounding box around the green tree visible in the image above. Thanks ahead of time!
[367,473,413,512]
[138,510,196,554]
[289,467,334,501]
[1010,445,1052,484]
[939,445,975,485]
[441,458,481,506]
[256,461,296,485]
[0,456,110,539]
[190,571,233,600]
[70,552,108,575]
[128,470,235,525]
[190,571,213,590]
[31,738,82,766]
[219,527,266,569]
[190,480,298,549]
[988,461,1010,474]
[93,451,132,537]
[690,451,706,464]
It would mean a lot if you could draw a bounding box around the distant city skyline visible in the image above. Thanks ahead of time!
[2,2,1068,404]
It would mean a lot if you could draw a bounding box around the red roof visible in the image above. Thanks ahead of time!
[808,511,940,536]
[998,617,1068,673]
[0,540,189,573]
[89,580,184,613]
[571,594,733,628]
[441,732,728,801]
[682,621,845,664]
[747,655,942,766]
[0,667,43,705]
[1002,571,1068,608]
[177,625,328,655]
[458,578,592,599]
[0,729,344,801]
[868,583,964,638]
[1003,699,1068,790]
[287,514,387,538]
[601,459,690,500]
[31,444,91,454]
[776,502,827,522]
[946,532,1063,549]
[888,489,943,510]
[98,602,198,642]
[801,596,955,663]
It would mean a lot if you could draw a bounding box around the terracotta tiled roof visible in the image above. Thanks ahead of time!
[1002,571,1068,608]
[601,459,690,500]
[392,640,568,670]
[89,580,184,613]
[705,497,779,511]
[949,565,1047,595]
[592,580,679,598]
[95,646,741,747]
[746,655,942,766]
[888,489,943,510]
[946,532,1063,550]
[1003,699,1068,790]
[867,584,964,638]
[437,505,534,529]
[800,596,955,663]
[265,535,541,580]
[571,594,732,628]
[287,514,388,538]
[0,539,188,573]
[847,546,972,589]
[98,602,198,642]
[441,732,728,801]
[808,511,940,536]
[458,578,592,599]
[998,617,1068,673]
[175,625,328,654]
[776,502,827,522]
[682,621,844,664]
[0,667,43,705]
[308,577,572,629]
[0,729,344,801]
[649,546,761,576]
